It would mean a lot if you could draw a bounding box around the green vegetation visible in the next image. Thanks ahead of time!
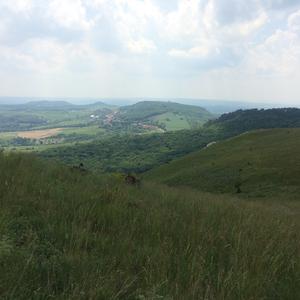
[151,112,191,131]
[0,152,299,299]
[41,128,219,173]
[206,108,300,135]
[0,114,47,132]
[145,128,300,198]
[40,108,300,174]
[118,101,213,130]
[0,101,215,152]
[0,101,115,132]
[0,125,107,150]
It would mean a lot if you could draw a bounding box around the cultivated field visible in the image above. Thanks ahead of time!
[17,128,63,139]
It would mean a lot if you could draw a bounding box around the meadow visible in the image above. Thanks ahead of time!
[145,128,300,198]
[151,112,191,131]
[0,152,299,299]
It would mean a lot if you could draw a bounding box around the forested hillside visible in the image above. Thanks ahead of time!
[41,128,219,173]
[206,108,300,135]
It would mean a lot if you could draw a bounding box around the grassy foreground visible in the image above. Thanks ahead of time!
[0,153,299,299]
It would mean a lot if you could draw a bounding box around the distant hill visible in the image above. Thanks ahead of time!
[145,128,300,198]
[0,101,115,132]
[118,101,214,130]
[23,100,74,108]
[41,108,300,174]
[0,100,112,111]
[206,108,300,136]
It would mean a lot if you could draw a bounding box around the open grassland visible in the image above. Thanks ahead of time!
[145,128,300,198]
[60,125,105,136]
[0,132,17,141]
[151,112,191,131]
[0,152,299,299]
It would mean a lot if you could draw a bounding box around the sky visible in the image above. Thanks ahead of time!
[0,0,300,105]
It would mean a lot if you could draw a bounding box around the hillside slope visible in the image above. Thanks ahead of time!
[145,128,300,197]
[118,101,214,130]
[0,152,299,299]
[41,108,300,174]
[205,108,300,136]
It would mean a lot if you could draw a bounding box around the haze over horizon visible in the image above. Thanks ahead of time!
[1,0,300,105]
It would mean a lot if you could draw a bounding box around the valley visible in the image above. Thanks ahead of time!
[0,100,300,299]
[0,100,214,152]
[3,1,300,298]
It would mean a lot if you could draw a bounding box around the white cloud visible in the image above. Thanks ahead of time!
[48,0,92,30]
[169,44,214,59]
[0,0,33,14]
[222,11,268,38]
[164,0,201,40]
[243,9,300,76]
[127,38,157,54]
[288,9,300,31]
[1,0,300,103]
[0,38,68,72]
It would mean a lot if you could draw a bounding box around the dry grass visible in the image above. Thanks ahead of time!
[17,128,63,139]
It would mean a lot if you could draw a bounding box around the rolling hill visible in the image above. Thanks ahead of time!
[205,108,300,136]
[0,101,115,132]
[41,108,300,174]
[117,101,214,130]
[0,151,299,299]
[145,128,300,198]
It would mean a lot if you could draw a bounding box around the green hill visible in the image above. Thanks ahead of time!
[0,152,299,299]
[118,101,214,130]
[145,128,300,198]
[0,101,115,132]
[41,108,300,174]
[205,108,300,136]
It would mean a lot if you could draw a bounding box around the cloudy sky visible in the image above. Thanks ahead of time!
[0,0,300,104]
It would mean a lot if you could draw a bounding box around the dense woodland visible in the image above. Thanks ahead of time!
[0,114,47,132]
[207,108,300,134]
[41,129,219,173]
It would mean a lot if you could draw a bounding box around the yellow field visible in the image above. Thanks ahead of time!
[17,128,63,139]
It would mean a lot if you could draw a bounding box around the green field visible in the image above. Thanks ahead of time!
[151,112,191,130]
[145,128,300,198]
[0,131,17,140]
[60,125,105,136]
[0,152,299,299]
[0,125,107,150]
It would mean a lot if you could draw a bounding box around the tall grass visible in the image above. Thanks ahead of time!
[0,152,299,299]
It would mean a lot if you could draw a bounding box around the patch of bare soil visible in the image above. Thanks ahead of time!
[17,128,63,139]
